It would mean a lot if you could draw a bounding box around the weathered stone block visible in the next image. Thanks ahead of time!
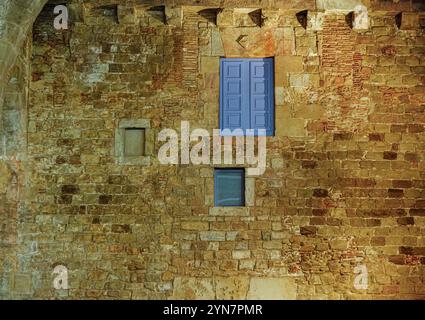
[276,117,306,137]
[217,9,233,27]
[181,221,209,231]
[211,29,225,56]
[276,56,304,74]
[214,276,250,300]
[199,231,226,242]
[201,56,219,74]
[246,277,297,300]
[232,250,251,260]
[317,0,365,11]
[275,27,295,56]
[172,277,215,300]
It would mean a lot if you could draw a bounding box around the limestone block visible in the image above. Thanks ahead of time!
[246,277,297,300]
[172,277,215,300]
[271,158,284,169]
[317,0,365,11]
[217,9,233,27]
[274,27,296,56]
[289,74,310,88]
[211,29,224,56]
[294,73,320,89]
[181,221,209,231]
[220,27,279,58]
[201,56,219,74]
[232,250,251,260]
[226,231,239,241]
[215,276,250,300]
[199,231,226,241]
[276,56,304,74]
[276,117,306,137]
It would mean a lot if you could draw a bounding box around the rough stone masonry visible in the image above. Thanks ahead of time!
[0,0,424,299]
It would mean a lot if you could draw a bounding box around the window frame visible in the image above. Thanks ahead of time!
[214,168,246,207]
[115,119,152,166]
[219,57,275,137]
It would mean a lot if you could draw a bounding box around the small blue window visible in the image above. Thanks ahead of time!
[214,169,245,207]
[220,57,275,136]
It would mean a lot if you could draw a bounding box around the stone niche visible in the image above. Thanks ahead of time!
[115,119,153,166]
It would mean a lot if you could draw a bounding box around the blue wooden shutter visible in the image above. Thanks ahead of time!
[220,58,274,136]
[214,169,245,207]
[220,59,249,133]
[249,58,274,136]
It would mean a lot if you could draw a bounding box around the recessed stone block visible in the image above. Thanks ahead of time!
[115,119,152,166]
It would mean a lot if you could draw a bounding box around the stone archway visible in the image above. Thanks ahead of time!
[0,0,47,299]
[0,0,48,93]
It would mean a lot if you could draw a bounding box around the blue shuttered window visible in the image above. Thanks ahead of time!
[214,169,245,207]
[220,58,275,136]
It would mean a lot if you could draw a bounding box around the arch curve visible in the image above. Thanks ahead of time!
[0,0,48,98]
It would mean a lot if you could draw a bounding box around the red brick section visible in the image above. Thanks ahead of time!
[182,10,199,89]
[320,15,371,132]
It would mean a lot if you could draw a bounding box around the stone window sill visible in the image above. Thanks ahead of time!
[209,207,249,216]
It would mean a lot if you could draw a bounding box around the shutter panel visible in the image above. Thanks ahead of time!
[220,58,274,136]
[250,58,274,136]
[220,59,249,134]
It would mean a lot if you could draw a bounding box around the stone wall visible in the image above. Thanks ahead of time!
[0,0,425,299]
[0,35,31,298]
